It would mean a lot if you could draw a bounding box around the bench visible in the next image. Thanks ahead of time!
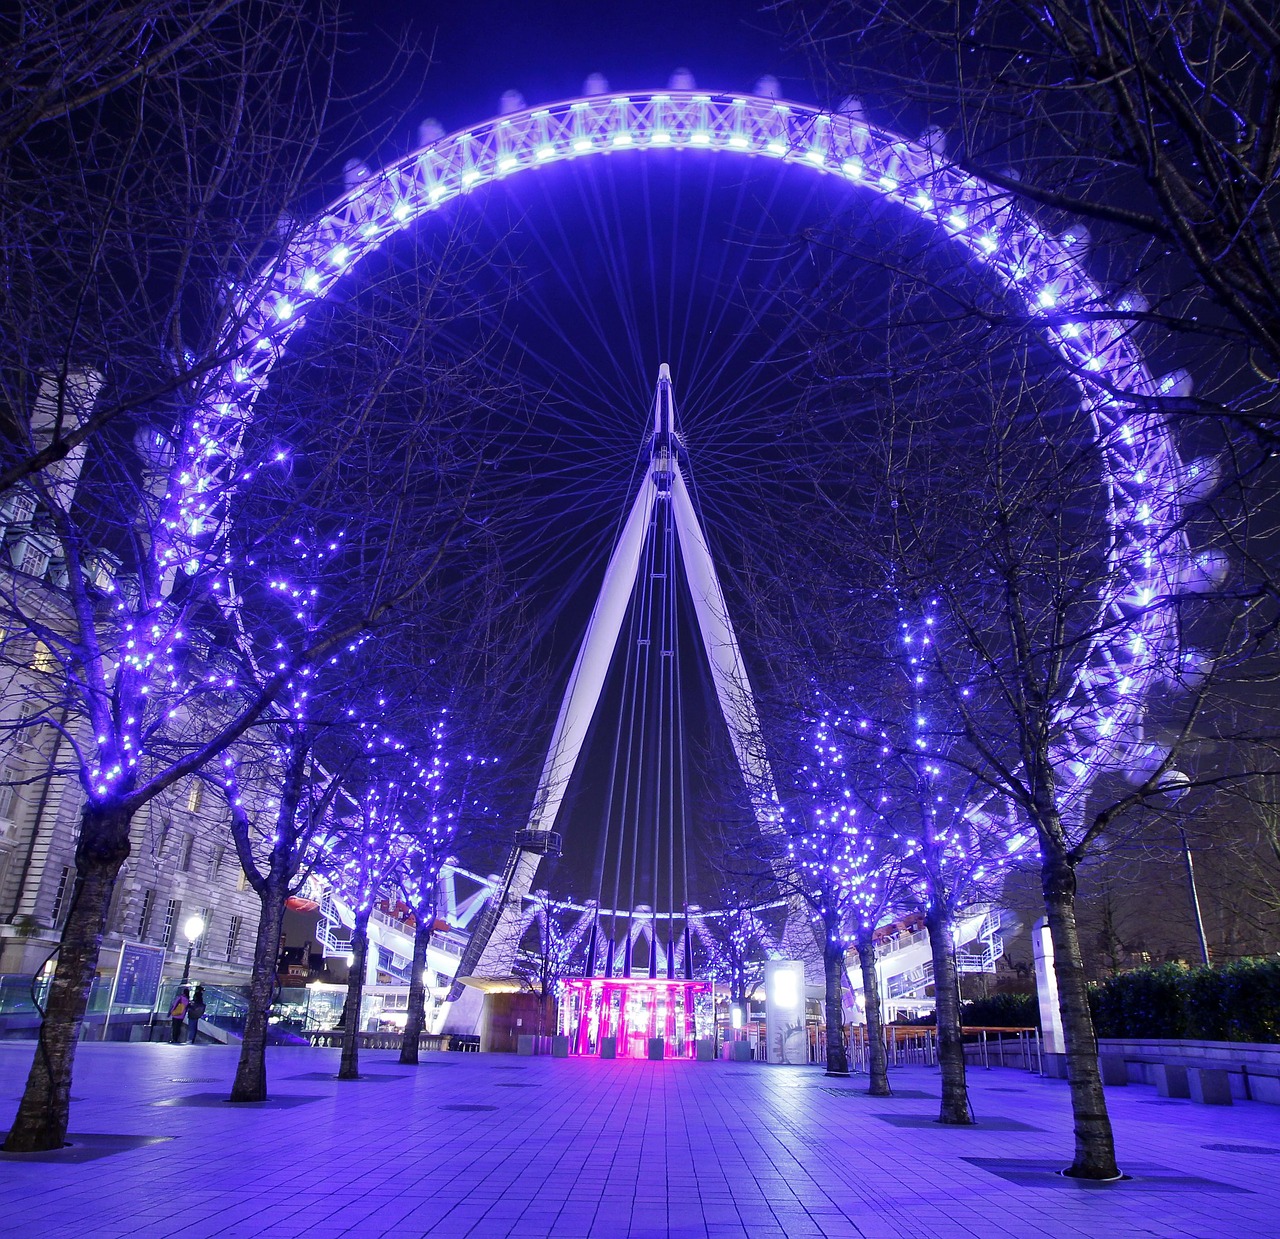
[1114,1054,1280,1104]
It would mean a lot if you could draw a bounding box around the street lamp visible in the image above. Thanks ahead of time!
[180,913,206,984]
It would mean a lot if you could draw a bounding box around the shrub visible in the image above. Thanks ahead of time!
[1217,957,1280,1043]
[1090,958,1280,1043]
[961,992,1039,1029]
[1092,962,1188,1039]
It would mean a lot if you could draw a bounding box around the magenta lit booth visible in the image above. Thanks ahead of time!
[559,977,713,1058]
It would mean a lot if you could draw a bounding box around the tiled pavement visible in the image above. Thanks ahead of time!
[1,1041,1278,1238]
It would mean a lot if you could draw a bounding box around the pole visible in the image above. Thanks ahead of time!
[100,945,127,1042]
[181,941,194,984]
[1179,827,1211,967]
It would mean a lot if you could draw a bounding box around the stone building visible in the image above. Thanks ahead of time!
[0,673,264,988]
[0,370,264,989]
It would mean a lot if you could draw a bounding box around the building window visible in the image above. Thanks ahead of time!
[103,868,129,930]
[0,771,19,822]
[176,833,194,873]
[211,845,224,876]
[236,867,250,892]
[194,907,210,954]
[160,898,179,949]
[155,818,170,857]
[50,866,73,927]
[225,914,242,962]
[19,542,49,577]
[13,701,38,754]
[30,641,55,673]
[3,494,35,527]
[138,889,155,939]
[186,781,203,814]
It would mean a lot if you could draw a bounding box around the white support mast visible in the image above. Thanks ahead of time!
[444,365,807,1031]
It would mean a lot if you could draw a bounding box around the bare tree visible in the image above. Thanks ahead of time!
[0,177,506,1151]
[0,2,243,154]
[0,3,381,492]
[220,720,344,1101]
[781,709,907,1079]
[330,780,406,1080]
[516,891,577,1040]
[698,883,767,1039]
[786,0,1280,444]
[804,333,1262,1175]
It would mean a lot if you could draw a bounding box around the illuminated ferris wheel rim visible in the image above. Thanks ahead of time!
[196,87,1196,804]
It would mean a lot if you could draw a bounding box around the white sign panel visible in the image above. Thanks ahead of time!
[764,959,807,1065]
[1032,917,1066,1055]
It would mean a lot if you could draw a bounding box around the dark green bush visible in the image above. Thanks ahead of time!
[1217,957,1280,1042]
[1092,962,1188,1039]
[1183,965,1228,1041]
[960,992,1039,1029]
[1090,958,1280,1043]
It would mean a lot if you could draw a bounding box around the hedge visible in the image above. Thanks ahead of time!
[1089,957,1280,1043]
[960,992,1040,1029]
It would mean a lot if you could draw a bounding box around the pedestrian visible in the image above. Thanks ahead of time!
[187,985,207,1045]
[168,987,190,1043]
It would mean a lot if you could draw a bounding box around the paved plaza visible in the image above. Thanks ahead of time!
[1,1041,1278,1238]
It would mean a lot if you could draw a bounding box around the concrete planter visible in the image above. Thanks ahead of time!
[1098,1037,1280,1103]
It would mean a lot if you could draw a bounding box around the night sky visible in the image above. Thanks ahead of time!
[343,1,809,135]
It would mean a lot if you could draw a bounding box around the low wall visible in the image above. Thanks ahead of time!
[1098,1037,1280,1103]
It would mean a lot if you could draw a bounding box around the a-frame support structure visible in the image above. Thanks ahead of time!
[444,366,804,1032]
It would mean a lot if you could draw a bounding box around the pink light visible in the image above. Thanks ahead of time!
[559,975,711,1059]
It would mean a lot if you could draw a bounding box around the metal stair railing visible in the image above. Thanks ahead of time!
[442,829,561,1002]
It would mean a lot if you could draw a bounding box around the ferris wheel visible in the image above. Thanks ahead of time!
[195,77,1204,1007]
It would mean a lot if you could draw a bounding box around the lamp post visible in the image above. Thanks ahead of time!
[180,913,206,984]
[1178,827,1212,968]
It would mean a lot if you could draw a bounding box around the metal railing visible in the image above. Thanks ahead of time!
[960,1025,1041,1073]
[875,929,928,958]
[847,1024,1041,1074]
[0,972,110,1016]
[307,1029,478,1051]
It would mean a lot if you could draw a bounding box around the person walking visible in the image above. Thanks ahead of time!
[186,985,207,1045]
[167,987,190,1044]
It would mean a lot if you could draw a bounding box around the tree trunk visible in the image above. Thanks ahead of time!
[1043,849,1121,1180]
[229,876,288,1102]
[399,917,434,1065]
[926,905,972,1125]
[856,936,891,1097]
[823,935,850,1076]
[338,910,370,1080]
[5,803,132,1152]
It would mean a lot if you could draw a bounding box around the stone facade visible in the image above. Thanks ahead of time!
[0,700,263,987]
